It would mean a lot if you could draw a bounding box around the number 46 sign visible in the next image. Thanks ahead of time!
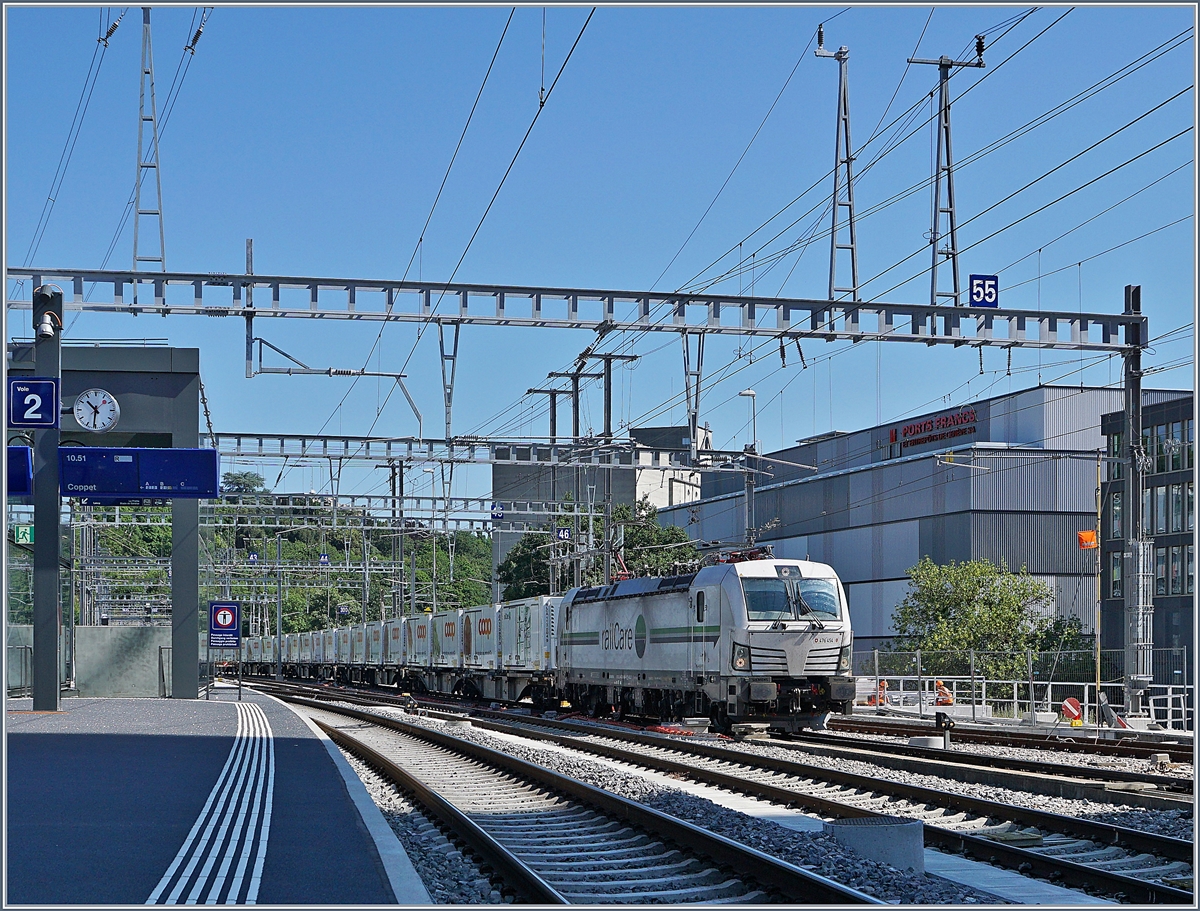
[968,274,999,308]
[7,378,60,429]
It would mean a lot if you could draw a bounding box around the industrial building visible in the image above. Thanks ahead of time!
[1100,392,1194,653]
[660,385,1190,650]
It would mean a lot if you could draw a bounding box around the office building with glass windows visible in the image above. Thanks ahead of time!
[1100,392,1194,652]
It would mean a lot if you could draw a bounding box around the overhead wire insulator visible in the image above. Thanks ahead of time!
[817,23,824,49]
[186,8,212,55]
[975,34,986,61]
[99,9,125,46]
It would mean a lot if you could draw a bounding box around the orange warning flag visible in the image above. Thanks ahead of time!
[1077,530,1099,549]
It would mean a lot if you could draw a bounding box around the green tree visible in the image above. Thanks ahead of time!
[886,557,1088,678]
[221,471,270,493]
[614,496,699,577]
[497,496,701,598]
[497,533,552,600]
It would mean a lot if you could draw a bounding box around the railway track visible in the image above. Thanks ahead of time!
[829,715,1195,764]
[257,678,1191,797]
[263,681,1193,903]
[772,730,1193,800]
[284,695,881,905]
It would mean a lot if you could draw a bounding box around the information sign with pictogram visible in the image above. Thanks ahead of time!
[208,601,241,649]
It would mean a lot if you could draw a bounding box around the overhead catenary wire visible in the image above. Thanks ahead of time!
[648,9,851,293]
[80,7,215,327]
[678,14,1187,301]
[19,8,126,275]
[353,8,596,448]
[311,8,517,440]
[457,14,1187,450]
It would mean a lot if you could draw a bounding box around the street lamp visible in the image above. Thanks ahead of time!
[738,389,757,453]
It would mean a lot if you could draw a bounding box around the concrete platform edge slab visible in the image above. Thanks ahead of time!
[270,693,432,904]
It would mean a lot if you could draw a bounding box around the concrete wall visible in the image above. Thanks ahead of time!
[75,626,172,697]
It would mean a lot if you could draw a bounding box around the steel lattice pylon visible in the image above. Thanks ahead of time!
[909,36,986,307]
[816,26,860,303]
[133,7,166,274]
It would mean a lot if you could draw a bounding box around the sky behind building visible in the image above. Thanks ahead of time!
[4,4,1195,499]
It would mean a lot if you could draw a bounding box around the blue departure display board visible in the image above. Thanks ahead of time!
[59,448,219,499]
[7,446,33,497]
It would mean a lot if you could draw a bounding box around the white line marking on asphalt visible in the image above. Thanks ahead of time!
[146,702,274,905]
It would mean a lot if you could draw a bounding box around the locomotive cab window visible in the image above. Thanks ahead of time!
[742,576,841,622]
[695,590,705,622]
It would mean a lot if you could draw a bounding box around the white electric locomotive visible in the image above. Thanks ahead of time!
[558,555,855,731]
[232,554,853,732]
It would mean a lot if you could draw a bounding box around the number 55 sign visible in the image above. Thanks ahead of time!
[968,274,999,308]
[7,378,60,428]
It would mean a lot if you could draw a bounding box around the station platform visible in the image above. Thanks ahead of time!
[6,684,431,905]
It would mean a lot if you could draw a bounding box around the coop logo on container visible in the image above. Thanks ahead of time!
[416,625,428,640]
[478,617,493,636]
[603,615,647,659]
[443,621,456,637]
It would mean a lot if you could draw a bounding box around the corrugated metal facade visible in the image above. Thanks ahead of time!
[660,386,1189,647]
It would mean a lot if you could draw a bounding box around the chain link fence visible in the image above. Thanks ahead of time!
[852,647,1191,730]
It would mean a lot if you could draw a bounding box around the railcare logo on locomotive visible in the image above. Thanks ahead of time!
[601,615,648,658]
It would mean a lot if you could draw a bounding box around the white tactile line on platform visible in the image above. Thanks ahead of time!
[470,728,1116,906]
[272,695,433,905]
[144,702,275,905]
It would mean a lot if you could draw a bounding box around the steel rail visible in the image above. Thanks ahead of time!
[433,711,1194,905]
[777,731,1192,795]
[829,716,1194,762]
[282,694,883,905]
[469,712,1193,861]
[313,717,568,904]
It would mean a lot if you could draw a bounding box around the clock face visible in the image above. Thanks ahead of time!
[73,388,121,433]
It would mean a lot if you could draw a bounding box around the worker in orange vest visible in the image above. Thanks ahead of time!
[935,680,955,706]
[868,679,889,706]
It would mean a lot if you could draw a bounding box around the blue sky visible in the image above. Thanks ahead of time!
[5,5,1195,500]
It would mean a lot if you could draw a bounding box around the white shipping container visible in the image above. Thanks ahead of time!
[299,632,312,663]
[337,627,352,663]
[351,624,366,665]
[384,619,405,665]
[461,606,500,670]
[311,630,325,663]
[500,596,561,672]
[408,614,431,666]
[431,610,462,668]
[285,634,299,662]
[365,621,384,665]
[262,636,277,664]
[322,629,336,664]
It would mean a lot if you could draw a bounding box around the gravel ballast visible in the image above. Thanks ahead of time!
[338,748,504,904]
[357,707,1011,904]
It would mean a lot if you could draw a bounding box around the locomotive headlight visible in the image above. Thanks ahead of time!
[732,643,751,672]
[837,644,852,673]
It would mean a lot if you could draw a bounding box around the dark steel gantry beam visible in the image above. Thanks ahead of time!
[5,268,1142,353]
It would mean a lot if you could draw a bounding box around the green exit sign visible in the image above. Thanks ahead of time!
[13,525,34,544]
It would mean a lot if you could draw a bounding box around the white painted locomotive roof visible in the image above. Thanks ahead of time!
[732,558,838,578]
